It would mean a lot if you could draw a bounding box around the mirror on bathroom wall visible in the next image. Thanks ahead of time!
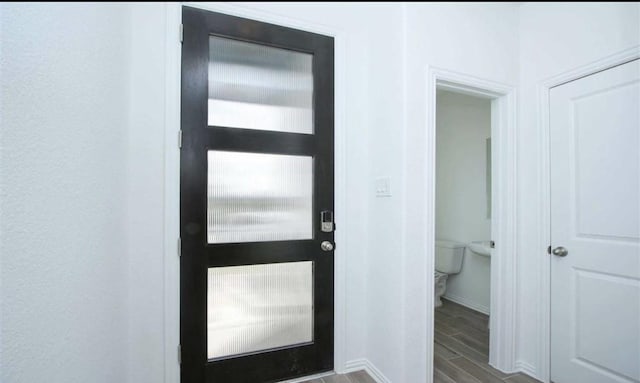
[486,137,492,219]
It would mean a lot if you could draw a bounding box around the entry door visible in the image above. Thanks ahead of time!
[550,59,639,383]
[180,7,335,383]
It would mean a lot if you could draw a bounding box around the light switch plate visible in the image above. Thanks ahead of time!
[375,177,392,197]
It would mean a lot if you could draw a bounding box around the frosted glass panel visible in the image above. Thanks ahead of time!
[208,36,313,133]
[207,262,314,359]
[207,151,313,243]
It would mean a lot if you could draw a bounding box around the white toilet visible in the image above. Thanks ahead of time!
[434,240,465,307]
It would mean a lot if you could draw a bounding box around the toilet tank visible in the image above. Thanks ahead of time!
[435,240,465,274]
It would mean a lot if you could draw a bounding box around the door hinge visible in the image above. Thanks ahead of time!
[547,245,552,255]
[179,24,183,44]
[178,344,182,364]
[178,130,183,149]
[178,237,181,257]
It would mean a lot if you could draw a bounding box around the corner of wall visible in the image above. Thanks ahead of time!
[515,360,540,382]
[344,359,393,383]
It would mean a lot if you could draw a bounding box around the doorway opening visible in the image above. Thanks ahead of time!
[433,88,496,380]
[425,69,518,382]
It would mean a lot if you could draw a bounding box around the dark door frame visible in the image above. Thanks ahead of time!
[180,6,335,383]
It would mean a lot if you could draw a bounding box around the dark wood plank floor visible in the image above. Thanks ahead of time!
[301,370,376,383]
[435,299,541,383]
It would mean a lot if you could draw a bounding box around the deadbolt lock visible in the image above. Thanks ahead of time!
[321,210,334,233]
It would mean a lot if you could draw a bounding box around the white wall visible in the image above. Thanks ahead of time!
[436,90,491,314]
[0,3,130,382]
[361,5,406,382]
[403,3,520,381]
[126,4,167,383]
[516,3,640,379]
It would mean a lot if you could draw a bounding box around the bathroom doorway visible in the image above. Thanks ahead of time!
[433,89,497,381]
[426,69,519,382]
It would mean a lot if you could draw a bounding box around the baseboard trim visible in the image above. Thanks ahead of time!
[344,359,391,383]
[515,360,542,382]
[443,293,490,315]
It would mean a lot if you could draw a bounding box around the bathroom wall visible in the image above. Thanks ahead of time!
[435,90,492,314]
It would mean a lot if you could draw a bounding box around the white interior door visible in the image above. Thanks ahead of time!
[550,59,640,383]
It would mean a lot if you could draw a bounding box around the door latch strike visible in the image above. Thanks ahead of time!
[547,245,551,255]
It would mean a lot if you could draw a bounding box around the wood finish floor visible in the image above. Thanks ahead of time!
[435,299,541,383]
[301,299,542,383]
[301,370,376,383]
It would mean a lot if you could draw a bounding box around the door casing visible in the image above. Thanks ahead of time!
[537,46,640,383]
[161,3,349,383]
[425,67,519,379]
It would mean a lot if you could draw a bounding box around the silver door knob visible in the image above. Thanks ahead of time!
[552,246,568,257]
[321,241,334,251]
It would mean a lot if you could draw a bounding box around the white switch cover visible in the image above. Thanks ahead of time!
[375,177,391,197]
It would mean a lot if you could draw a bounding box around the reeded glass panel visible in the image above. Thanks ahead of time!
[207,151,313,244]
[208,36,313,133]
[207,262,314,359]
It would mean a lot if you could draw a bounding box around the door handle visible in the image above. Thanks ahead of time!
[552,246,568,257]
[321,241,334,252]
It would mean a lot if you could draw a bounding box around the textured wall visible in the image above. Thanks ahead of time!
[126,4,167,383]
[0,3,130,382]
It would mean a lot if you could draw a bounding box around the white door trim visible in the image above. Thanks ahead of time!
[164,4,182,382]
[163,3,349,382]
[536,45,640,383]
[425,66,518,378]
